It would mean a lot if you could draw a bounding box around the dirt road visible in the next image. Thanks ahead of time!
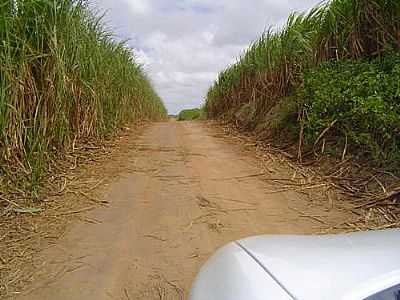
[17,121,349,300]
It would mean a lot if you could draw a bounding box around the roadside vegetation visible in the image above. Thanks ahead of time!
[0,0,166,197]
[177,108,203,121]
[300,54,400,167]
[205,0,400,171]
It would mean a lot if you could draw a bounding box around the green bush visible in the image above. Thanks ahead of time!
[300,53,400,165]
[177,108,203,121]
[205,0,400,119]
[204,0,400,171]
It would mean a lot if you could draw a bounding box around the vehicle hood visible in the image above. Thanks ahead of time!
[238,229,400,300]
[189,242,293,300]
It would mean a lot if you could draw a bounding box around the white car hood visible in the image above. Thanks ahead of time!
[189,241,294,300]
[238,229,400,300]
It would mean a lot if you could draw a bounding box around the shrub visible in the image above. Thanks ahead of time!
[177,108,203,121]
[300,53,400,165]
[205,0,400,120]
[205,0,400,170]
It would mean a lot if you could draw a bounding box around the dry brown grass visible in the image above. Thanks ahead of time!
[215,120,400,233]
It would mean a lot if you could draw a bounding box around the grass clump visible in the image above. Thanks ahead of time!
[0,0,166,195]
[177,108,203,121]
[205,0,400,169]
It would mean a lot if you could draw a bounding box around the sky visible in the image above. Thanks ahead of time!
[93,0,320,114]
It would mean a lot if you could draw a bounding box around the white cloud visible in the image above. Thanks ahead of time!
[95,0,321,114]
[123,0,151,15]
[134,49,153,66]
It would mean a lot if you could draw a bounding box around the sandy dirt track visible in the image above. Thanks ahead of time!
[17,121,349,300]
